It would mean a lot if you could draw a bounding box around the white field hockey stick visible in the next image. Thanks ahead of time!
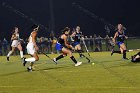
[81,37,90,56]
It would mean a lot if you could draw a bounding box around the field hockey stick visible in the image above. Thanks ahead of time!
[109,37,115,51]
[43,53,57,64]
[81,37,90,56]
[111,42,115,51]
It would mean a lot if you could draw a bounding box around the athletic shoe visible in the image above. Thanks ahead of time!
[22,57,27,66]
[53,58,58,64]
[7,56,9,61]
[75,62,82,66]
[27,67,32,72]
[131,56,134,62]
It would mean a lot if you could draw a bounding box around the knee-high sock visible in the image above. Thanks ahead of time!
[20,51,23,58]
[70,56,77,64]
[56,55,64,61]
[7,51,13,57]
[123,50,127,59]
[25,57,36,62]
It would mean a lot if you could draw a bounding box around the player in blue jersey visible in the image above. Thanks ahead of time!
[111,24,128,59]
[71,26,90,62]
[54,27,82,66]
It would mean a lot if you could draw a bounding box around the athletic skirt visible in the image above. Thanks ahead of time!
[116,42,124,48]
[73,42,80,47]
[56,43,63,51]
[26,43,36,55]
[11,40,20,47]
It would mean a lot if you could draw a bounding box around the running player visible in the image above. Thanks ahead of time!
[111,24,128,60]
[7,27,24,61]
[53,27,82,66]
[71,26,90,62]
[22,25,39,72]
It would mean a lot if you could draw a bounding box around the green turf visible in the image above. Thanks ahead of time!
[0,51,140,93]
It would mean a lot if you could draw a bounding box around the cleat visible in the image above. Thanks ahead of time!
[131,56,134,61]
[131,56,136,62]
[22,57,27,66]
[27,67,32,72]
[75,62,82,67]
[53,58,58,64]
[7,56,9,61]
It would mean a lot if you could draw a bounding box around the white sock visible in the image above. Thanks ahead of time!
[20,51,24,58]
[7,51,13,57]
[25,57,36,62]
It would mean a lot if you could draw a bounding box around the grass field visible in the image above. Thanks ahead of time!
[0,51,140,93]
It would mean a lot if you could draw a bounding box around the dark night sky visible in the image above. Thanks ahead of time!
[0,0,140,40]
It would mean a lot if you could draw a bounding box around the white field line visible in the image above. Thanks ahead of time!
[0,86,139,89]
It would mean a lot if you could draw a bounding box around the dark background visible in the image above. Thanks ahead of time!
[0,0,140,40]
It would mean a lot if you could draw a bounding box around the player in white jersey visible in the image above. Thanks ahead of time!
[23,25,39,72]
[7,27,24,61]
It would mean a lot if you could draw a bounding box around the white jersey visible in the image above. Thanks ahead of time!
[26,32,36,55]
[11,33,20,47]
